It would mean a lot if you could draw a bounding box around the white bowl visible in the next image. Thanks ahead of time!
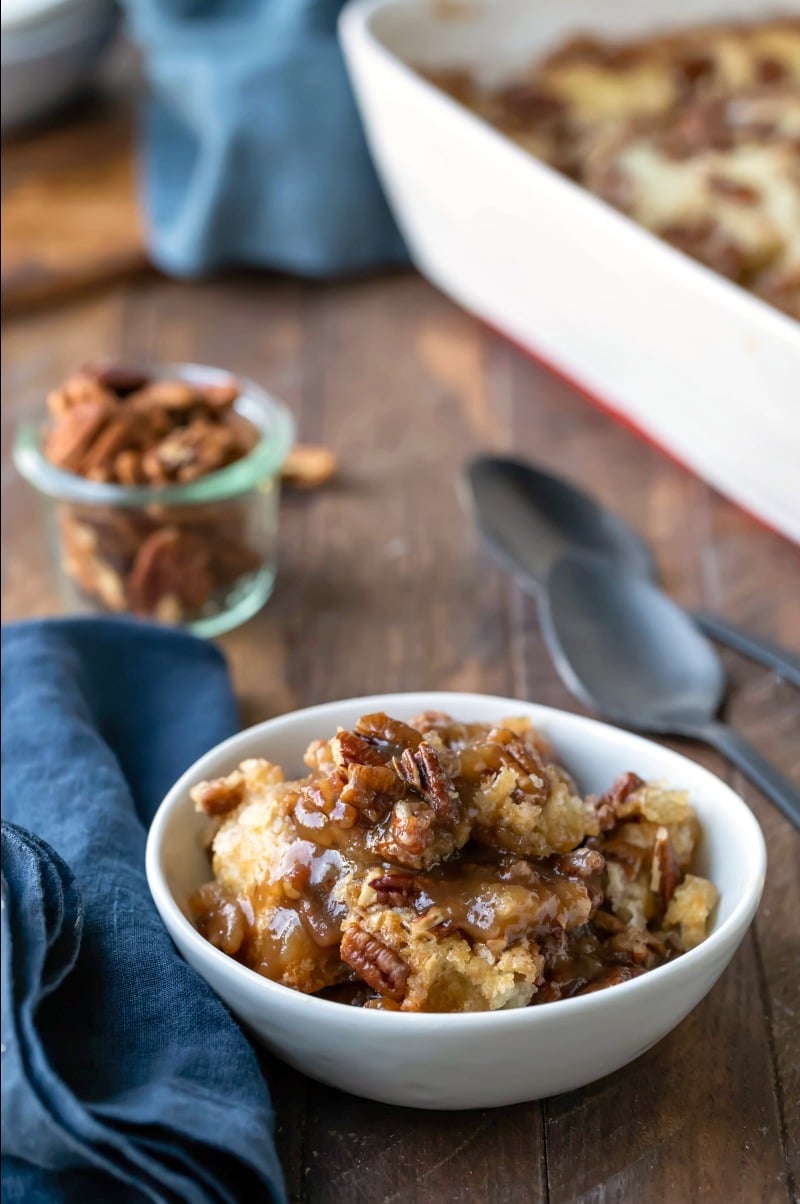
[146,692,766,1110]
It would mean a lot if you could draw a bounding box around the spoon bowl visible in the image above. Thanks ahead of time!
[466,455,800,686]
[466,456,654,588]
[543,552,725,729]
[542,550,800,828]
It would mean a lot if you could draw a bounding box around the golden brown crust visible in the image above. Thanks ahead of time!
[427,17,800,318]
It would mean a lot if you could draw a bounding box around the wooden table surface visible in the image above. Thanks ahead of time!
[2,271,799,1204]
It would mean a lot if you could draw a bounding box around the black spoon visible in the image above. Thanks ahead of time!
[466,456,800,687]
[541,550,800,828]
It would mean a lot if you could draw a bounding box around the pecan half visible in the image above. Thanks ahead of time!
[126,528,213,613]
[605,771,646,807]
[505,738,546,779]
[651,826,681,908]
[46,373,117,418]
[80,415,139,477]
[45,400,114,471]
[396,742,460,825]
[594,771,646,827]
[281,444,337,489]
[129,380,198,413]
[369,873,422,907]
[356,713,423,753]
[332,730,391,768]
[340,926,409,1001]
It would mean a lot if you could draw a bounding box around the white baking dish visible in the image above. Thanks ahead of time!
[340,0,800,542]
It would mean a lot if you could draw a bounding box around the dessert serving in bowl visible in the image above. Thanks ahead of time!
[146,692,766,1109]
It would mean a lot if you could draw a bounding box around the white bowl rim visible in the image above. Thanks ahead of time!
[1,0,110,34]
[146,690,766,1028]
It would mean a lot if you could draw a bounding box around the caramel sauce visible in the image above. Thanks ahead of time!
[188,713,693,1008]
[407,854,595,945]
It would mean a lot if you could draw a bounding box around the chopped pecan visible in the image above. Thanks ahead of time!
[651,826,681,908]
[356,713,423,753]
[332,730,391,768]
[605,772,646,808]
[191,771,246,816]
[340,926,409,1001]
[340,763,404,823]
[672,51,715,87]
[396,748,422,791]
[45,400,114,471]
[407,711,454,733]
[281,444,337,489]
[756,56,788,83]
[708,175,759,203]
[79,415,138,477]
[371,799,436,868]
[496,84,566,124]
[369,873,422,907]
[343,763,400,796]
[604,928,666,968]
[396,742,460,825]
[114,449,146,485]
[143,419,238,484]
[591,908,626,934]
[295,775,358,831]
[46,373,117,418]
[550,849,605,879]
[577,965,645,994]
[126,528,213,613]
[129,380,198,413]
[594,771,646,827]
[659,217,748,282]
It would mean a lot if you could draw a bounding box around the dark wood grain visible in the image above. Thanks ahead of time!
[1,81,147,314]
[2,270,798,1204]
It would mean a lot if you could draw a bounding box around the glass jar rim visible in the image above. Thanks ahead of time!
[13,362,295,506]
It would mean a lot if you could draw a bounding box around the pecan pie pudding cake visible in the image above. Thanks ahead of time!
[189,712,718,1013]
[428,17,800,319]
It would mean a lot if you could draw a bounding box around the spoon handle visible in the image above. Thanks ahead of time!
[690,612,800,687]
[694,721,800,829]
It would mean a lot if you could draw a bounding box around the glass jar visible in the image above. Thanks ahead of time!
[13,364,294,638]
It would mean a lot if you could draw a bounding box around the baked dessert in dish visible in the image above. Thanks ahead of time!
[190,712,718,1012]
[428,18,800,319]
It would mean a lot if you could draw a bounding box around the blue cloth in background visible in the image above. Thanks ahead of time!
[1,618,286,1204]
[120,0,409,277]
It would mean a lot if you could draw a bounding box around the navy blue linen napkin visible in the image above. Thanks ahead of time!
[1,618,287,1204]
[121,0,408,278]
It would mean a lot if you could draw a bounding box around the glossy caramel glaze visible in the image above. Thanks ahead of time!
[189,713,717,1011]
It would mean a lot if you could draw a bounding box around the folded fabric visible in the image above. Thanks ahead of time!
[1,618,286,1204]
[121,0,409,278]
